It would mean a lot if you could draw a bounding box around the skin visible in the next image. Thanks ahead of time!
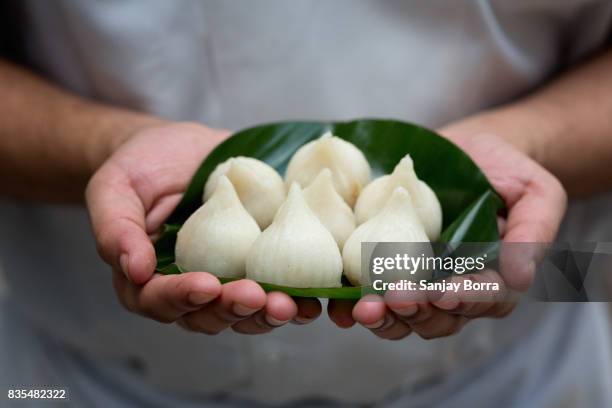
[86,122,321,333]
[0,61,321,334]
[328,50,612,339]
[328,133,566,339]
[1,48,611,337]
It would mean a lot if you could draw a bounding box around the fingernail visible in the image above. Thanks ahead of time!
[364,318,385,329]
[266,315,290,327]
[291,316,314,325]
[119,253,131,282]
[188,291,216,306]
[394,304,418,317]
[232,303,259,317]
[379,314,396,331]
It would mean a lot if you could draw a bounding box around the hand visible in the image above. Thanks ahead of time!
[86,122,321,334]
[328,132,567,340]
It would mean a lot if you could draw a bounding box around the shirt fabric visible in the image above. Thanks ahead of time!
[1,0,612,406]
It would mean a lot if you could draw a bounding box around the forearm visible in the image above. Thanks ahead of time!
[0,60,163,202]
[441,48,612,196]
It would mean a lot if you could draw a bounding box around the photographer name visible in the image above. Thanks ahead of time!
[371,279,500,293]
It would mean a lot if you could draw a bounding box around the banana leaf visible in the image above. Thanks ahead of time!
[155,119,503,299]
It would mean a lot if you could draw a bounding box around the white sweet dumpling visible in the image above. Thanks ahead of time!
[176,176,261,277]
[303,168,356,249]
[179,140,444,290]
[353,175,390,222]
[343,187,432,286]
[354,154,442,241]
[284,131,371,207]
[203,156,285,229]
[246,183,343,288]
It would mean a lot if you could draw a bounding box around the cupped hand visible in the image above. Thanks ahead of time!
[328,132,567,340]
[86,122,321,334]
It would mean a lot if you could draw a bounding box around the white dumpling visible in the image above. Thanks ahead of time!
[343,187,432,286]
[246,183,343,288]
[303,168,355,249]
[354,154,442,241]
[203,156,285,229]
[176,176,261,277]
[284,131,371,207]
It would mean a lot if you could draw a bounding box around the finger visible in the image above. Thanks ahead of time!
[327,300,357,328]
[86,168,155,284]
[385,289,469,339]
[293,297,322,325]
[114,271,222,322]
[384,287,428,322]
[384,286,471,339]
[353,295,412,340]
[181,279,266,335]
[430,270,516,318]
[232,291,298,334]
[501,171,567,290]
[369,313,413,340]
[351,295,388,329]
[409,312,468,340]
[145,193,183,236]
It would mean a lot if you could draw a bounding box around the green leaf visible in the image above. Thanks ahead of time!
[154,119,502,299]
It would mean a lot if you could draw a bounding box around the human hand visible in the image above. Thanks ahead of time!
[328,132,567,340]
[86,122,321,334]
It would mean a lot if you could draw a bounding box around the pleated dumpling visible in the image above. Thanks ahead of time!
[284,131,371,207]
[176,176,261,277]
[203,156,285,229]
[354,154,442,241]
[343,187,432,285]
[246,183,343,288]
[303,168,355,249]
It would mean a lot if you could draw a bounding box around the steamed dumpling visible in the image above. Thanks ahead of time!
[176,176,261,277]
[284,131,371,207]
[343,187,432,285]
[303,168,355,248]
[354,154,442,241]
[203,156,285,229]
[246,183,343,288]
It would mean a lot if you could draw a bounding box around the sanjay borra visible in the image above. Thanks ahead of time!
[372,278,500,293]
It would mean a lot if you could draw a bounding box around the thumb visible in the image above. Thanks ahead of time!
[86,165,156,284]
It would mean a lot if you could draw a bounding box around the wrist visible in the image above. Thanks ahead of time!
[439,102,559,165]
[83,107,166,174]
